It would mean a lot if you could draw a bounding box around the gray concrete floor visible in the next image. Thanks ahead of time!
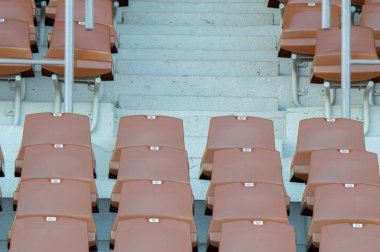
[0,199,309,251]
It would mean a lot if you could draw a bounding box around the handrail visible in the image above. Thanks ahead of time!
[64,0,74,113]
[85,0,94,30]
[322,0,331,29]
[341,0,351,119]
[0,59,64,65]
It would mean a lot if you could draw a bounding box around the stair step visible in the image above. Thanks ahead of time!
[119,34,277,51]
[117,24,281,36]
[122,12,274,26]
[127,2,277,14]
[116,60,279,76]
[118,94,279,112]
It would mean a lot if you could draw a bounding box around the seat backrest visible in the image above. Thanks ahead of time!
[9,217,89,252]
[319,223,380,252]
[309,184,380,240]
[115,115,185,150]
[219,221,296,252]
[0,0,34,27]
[114,218,193,252]
[15,179,95,232]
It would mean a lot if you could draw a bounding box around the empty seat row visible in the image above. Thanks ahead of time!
[197,116,295,251]
[8,113,98,251]
[109,115,196,252]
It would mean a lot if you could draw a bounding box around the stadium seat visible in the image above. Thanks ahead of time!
[15,113,93,176]
[9,179,97,248]
[311,26,380,83]
[291,118,365,183]
[319,223,380,252]
[110,181,197,248]
[53,0,118,52]
[0,0,38,52]
[114,218,193,252]
[0,146,4,177]
[201,116,275,179]
[42,21,113,80]
[9,217,89,252]
[278,2,341,58]
[208,183,289,248]
[205,148,289,214]
[218,221,296,252]
[308,184,380,249]
[109,115,185,178]
[13,144,98,209]
[110,146,189,208]
[302,149,380,215]
[0,19,34,77]
[360,3,380,54]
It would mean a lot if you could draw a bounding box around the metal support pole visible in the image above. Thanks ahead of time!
[13,76,22,125]
[85,0,94,30]
[324,82,332,118]
[90,78,103,132]
[64,0,74,113]
[52,75,63,113]
[341,0,352,119]
[291,54,301,107]
[364,81,374,135]
[322,0,331,29]
[0,59,64,65]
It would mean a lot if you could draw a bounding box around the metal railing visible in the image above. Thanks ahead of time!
[322,0,380,119]
[0,0,95,113]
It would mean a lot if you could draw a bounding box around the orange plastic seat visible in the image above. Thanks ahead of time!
[110,181,197,248]
[291,118,365,183]
[311,26,380,83]
[302,149,380,215]
[110,146,189,208]
[0,19,34,77]
[279,2,341,57]
[114,218,193,252]
[319,223,380,252]
[9,179,96,248]
[269,0,363,9]
[14,144,98,208]
[308,184,380,249]
[54,0,117,52]
[219,221,296,252]
[42,21,113,80]
[206,148,288,213]
[0,0,37,52]
[361,3,380,54]
[9,217,89,252]
[109,115,185,178]
[201,116,275,179]
[15,113,93,176]
[0,146,4,177]
[208,183,288,248]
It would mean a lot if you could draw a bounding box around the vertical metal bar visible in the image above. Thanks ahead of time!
[322,0,331,29]
[341,0,351,118]
[64,0,74,113]
[85,0,94,30]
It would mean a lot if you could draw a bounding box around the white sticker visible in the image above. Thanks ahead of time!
[253,220,263,225]
[51,179,61,184]
[243,148,252,152]
[53,113,62,117]
[0,19,5,23]
[46,217,57,222]
[152,180,162,185]
[353,223,363,228]
[308,3,316,6]
[54,144,63,149]
[78,21,86,26]
[326,118,336,122]
[147,115,156,120]
[149,218,159,223]
[345,184,355,188]
[340,149,350,154]
[150,146,160,151]
[244,182,255,187]
[237,116,247,121]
